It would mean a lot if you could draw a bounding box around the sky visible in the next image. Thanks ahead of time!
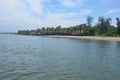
[0,0,120,32]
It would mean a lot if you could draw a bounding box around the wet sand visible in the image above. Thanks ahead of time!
[49,35,120,41]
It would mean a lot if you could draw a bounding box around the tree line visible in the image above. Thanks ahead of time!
[18,16,120,36]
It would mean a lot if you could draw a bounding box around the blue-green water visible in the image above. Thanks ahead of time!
[0,34,120,80]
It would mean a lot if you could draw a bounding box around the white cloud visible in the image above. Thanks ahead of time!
[79,9,91,15]
[44,12,80,27]
[106,9,120,14]
[0,0,25,15]
[0,0,48,31]
[59,0,84,7]
[26,0,42,15]
[44,9,91,26]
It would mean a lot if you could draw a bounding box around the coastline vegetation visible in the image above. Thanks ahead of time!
[18,16,120,37]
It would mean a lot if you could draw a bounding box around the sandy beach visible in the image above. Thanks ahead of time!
[49,35,120,41]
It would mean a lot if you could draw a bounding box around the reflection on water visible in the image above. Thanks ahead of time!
[116,41,120,49]
[0,34,120,80]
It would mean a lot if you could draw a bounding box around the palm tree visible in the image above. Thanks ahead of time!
[116,18,120,35]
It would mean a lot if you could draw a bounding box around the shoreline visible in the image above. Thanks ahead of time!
[48,35,120,41]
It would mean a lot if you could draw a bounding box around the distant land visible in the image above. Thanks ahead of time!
[0,32,17,34]
[18,16,120,37]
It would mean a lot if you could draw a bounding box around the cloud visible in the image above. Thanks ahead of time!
[43,11,81,27]
[43,9,92,27]
[0,0,49,31]
[79,9,91,15]
[58,0,84,7]
[106,9,120,14]
[25,0,42,15]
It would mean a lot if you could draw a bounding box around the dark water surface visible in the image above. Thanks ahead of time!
[0,34,120,80]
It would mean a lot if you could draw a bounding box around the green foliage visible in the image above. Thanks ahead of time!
[17,16,120,37]
[116,18,120,35]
